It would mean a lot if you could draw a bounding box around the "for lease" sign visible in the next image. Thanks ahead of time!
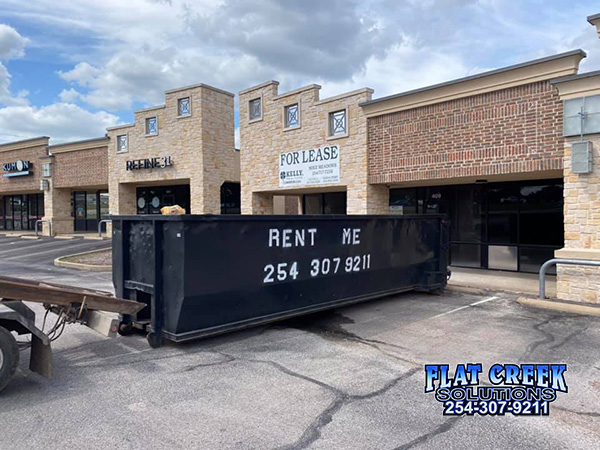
[279,145,340,187]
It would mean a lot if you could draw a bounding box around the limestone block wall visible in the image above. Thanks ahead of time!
[239,81,388,214]
[107,83,236,215]
[556,135,600,303]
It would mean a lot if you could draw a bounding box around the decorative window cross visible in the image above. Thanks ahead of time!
[285,104,299,128]
[249,98,262,121]
[146,117,157,135]
[329,110,346,136]
[178,97,190,116]
[117,134,128,152]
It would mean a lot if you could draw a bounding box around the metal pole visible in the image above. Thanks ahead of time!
[98,220,111,237]
[539,258,600,299]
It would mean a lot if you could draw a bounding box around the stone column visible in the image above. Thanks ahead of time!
[242,191,274,214]
[347,184,389,214]
[556,137,600,304]
[42,184,73,236]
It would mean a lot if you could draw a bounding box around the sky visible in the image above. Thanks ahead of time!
[0,0,598,145]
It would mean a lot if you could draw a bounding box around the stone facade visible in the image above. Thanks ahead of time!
[239,81,388,215]
[552,70,600,304]
[106,83,237,216]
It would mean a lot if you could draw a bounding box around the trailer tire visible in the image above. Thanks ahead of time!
[0,326,19,393]
[118,322,134,336]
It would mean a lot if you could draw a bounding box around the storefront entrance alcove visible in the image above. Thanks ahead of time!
[389,179,563,274]
[136,185,190,215]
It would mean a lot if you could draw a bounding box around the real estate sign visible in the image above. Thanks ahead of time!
[279,145,340,187]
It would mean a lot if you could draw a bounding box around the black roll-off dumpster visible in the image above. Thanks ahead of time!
[112,215,449,347]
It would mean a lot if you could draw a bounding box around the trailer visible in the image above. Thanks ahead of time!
[0,276,144,392]
[112,214,450,347]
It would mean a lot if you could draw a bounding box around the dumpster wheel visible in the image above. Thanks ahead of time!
[0,326,19,393]
[146,332,163,349]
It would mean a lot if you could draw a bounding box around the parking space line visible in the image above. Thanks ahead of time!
[4,241,110,260]
[429,296,499,319]
[0,239,84,257]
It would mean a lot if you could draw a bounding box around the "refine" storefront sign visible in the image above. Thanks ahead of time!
[2,160,31,178]
[126,156,173,171]
[279,145,340,187]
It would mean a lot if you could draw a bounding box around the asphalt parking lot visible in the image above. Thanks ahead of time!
[0,235,111,290]
[0,237,599,449]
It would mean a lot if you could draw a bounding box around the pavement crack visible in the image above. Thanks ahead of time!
[392,416,462,450]
[554,406,600,418]
[520,317,557,361]
[182,354,236,372]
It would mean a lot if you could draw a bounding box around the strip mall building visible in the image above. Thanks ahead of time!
[1,14,600,304]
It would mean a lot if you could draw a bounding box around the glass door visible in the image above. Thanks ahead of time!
[74,191,87,231]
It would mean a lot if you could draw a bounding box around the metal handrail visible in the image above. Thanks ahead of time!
[35,219,52,237]
[539,258,600,299]
[98,219,111,237]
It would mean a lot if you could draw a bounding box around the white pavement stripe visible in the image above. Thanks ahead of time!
[429,296,499,320]
[3,242,110,260]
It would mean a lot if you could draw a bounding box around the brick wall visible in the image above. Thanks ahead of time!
[52,146,108,188]
[368,81,564,184]
[0,143,47,194]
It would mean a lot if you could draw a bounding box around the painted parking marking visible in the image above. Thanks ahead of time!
[3,241,110,260]
[429,296,499,320]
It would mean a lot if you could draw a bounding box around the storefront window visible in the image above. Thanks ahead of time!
[390,189,417,215]
[303,192,346,214]
[389,179,563,273]
[221,183,241,214]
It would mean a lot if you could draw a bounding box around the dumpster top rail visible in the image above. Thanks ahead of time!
[0,275,144,315]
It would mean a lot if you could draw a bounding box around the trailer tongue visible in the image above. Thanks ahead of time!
[0,275,145,392]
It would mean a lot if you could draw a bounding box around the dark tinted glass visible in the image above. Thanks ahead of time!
[423,187,449,214]
[520,247,557,274]
[389,188,417,214]
[488,185,519,212]
[453,185,483,242]
[323,192,347,214]
[488,213,518,244]
[520,184,563,211]
[520,212,563,246]
[451,244,481,268]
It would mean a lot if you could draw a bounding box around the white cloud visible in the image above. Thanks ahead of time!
[0,103,119,143]
[0,24,29,107]
[0,23,28,60]
[58,88,81,103]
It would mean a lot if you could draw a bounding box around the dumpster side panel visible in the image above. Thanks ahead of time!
[174,216,446,336]
[112,215,448,342]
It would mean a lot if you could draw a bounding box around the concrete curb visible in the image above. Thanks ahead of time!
[54,248,112,272]
[518,297,600,317]
[446,284,487,295]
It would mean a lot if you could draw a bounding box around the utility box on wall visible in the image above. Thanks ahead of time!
[571,141,593,174]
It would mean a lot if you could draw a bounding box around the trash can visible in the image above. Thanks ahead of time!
[112,215,449,347]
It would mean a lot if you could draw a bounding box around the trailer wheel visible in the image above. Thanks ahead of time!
[0,326,19,393]
[118,322,134,336]
[146,332,163,349]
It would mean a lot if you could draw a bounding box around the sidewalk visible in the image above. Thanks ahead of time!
[448,267,555,297]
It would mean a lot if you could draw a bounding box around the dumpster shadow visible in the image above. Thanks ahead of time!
[276,310,357,344]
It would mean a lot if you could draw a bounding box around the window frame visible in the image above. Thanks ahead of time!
[177,97,191,118]
[327,107,349,139]
[117,134,129,153]
[248,96,263,123]
[145,117,158,137]
[283,101,301,131]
